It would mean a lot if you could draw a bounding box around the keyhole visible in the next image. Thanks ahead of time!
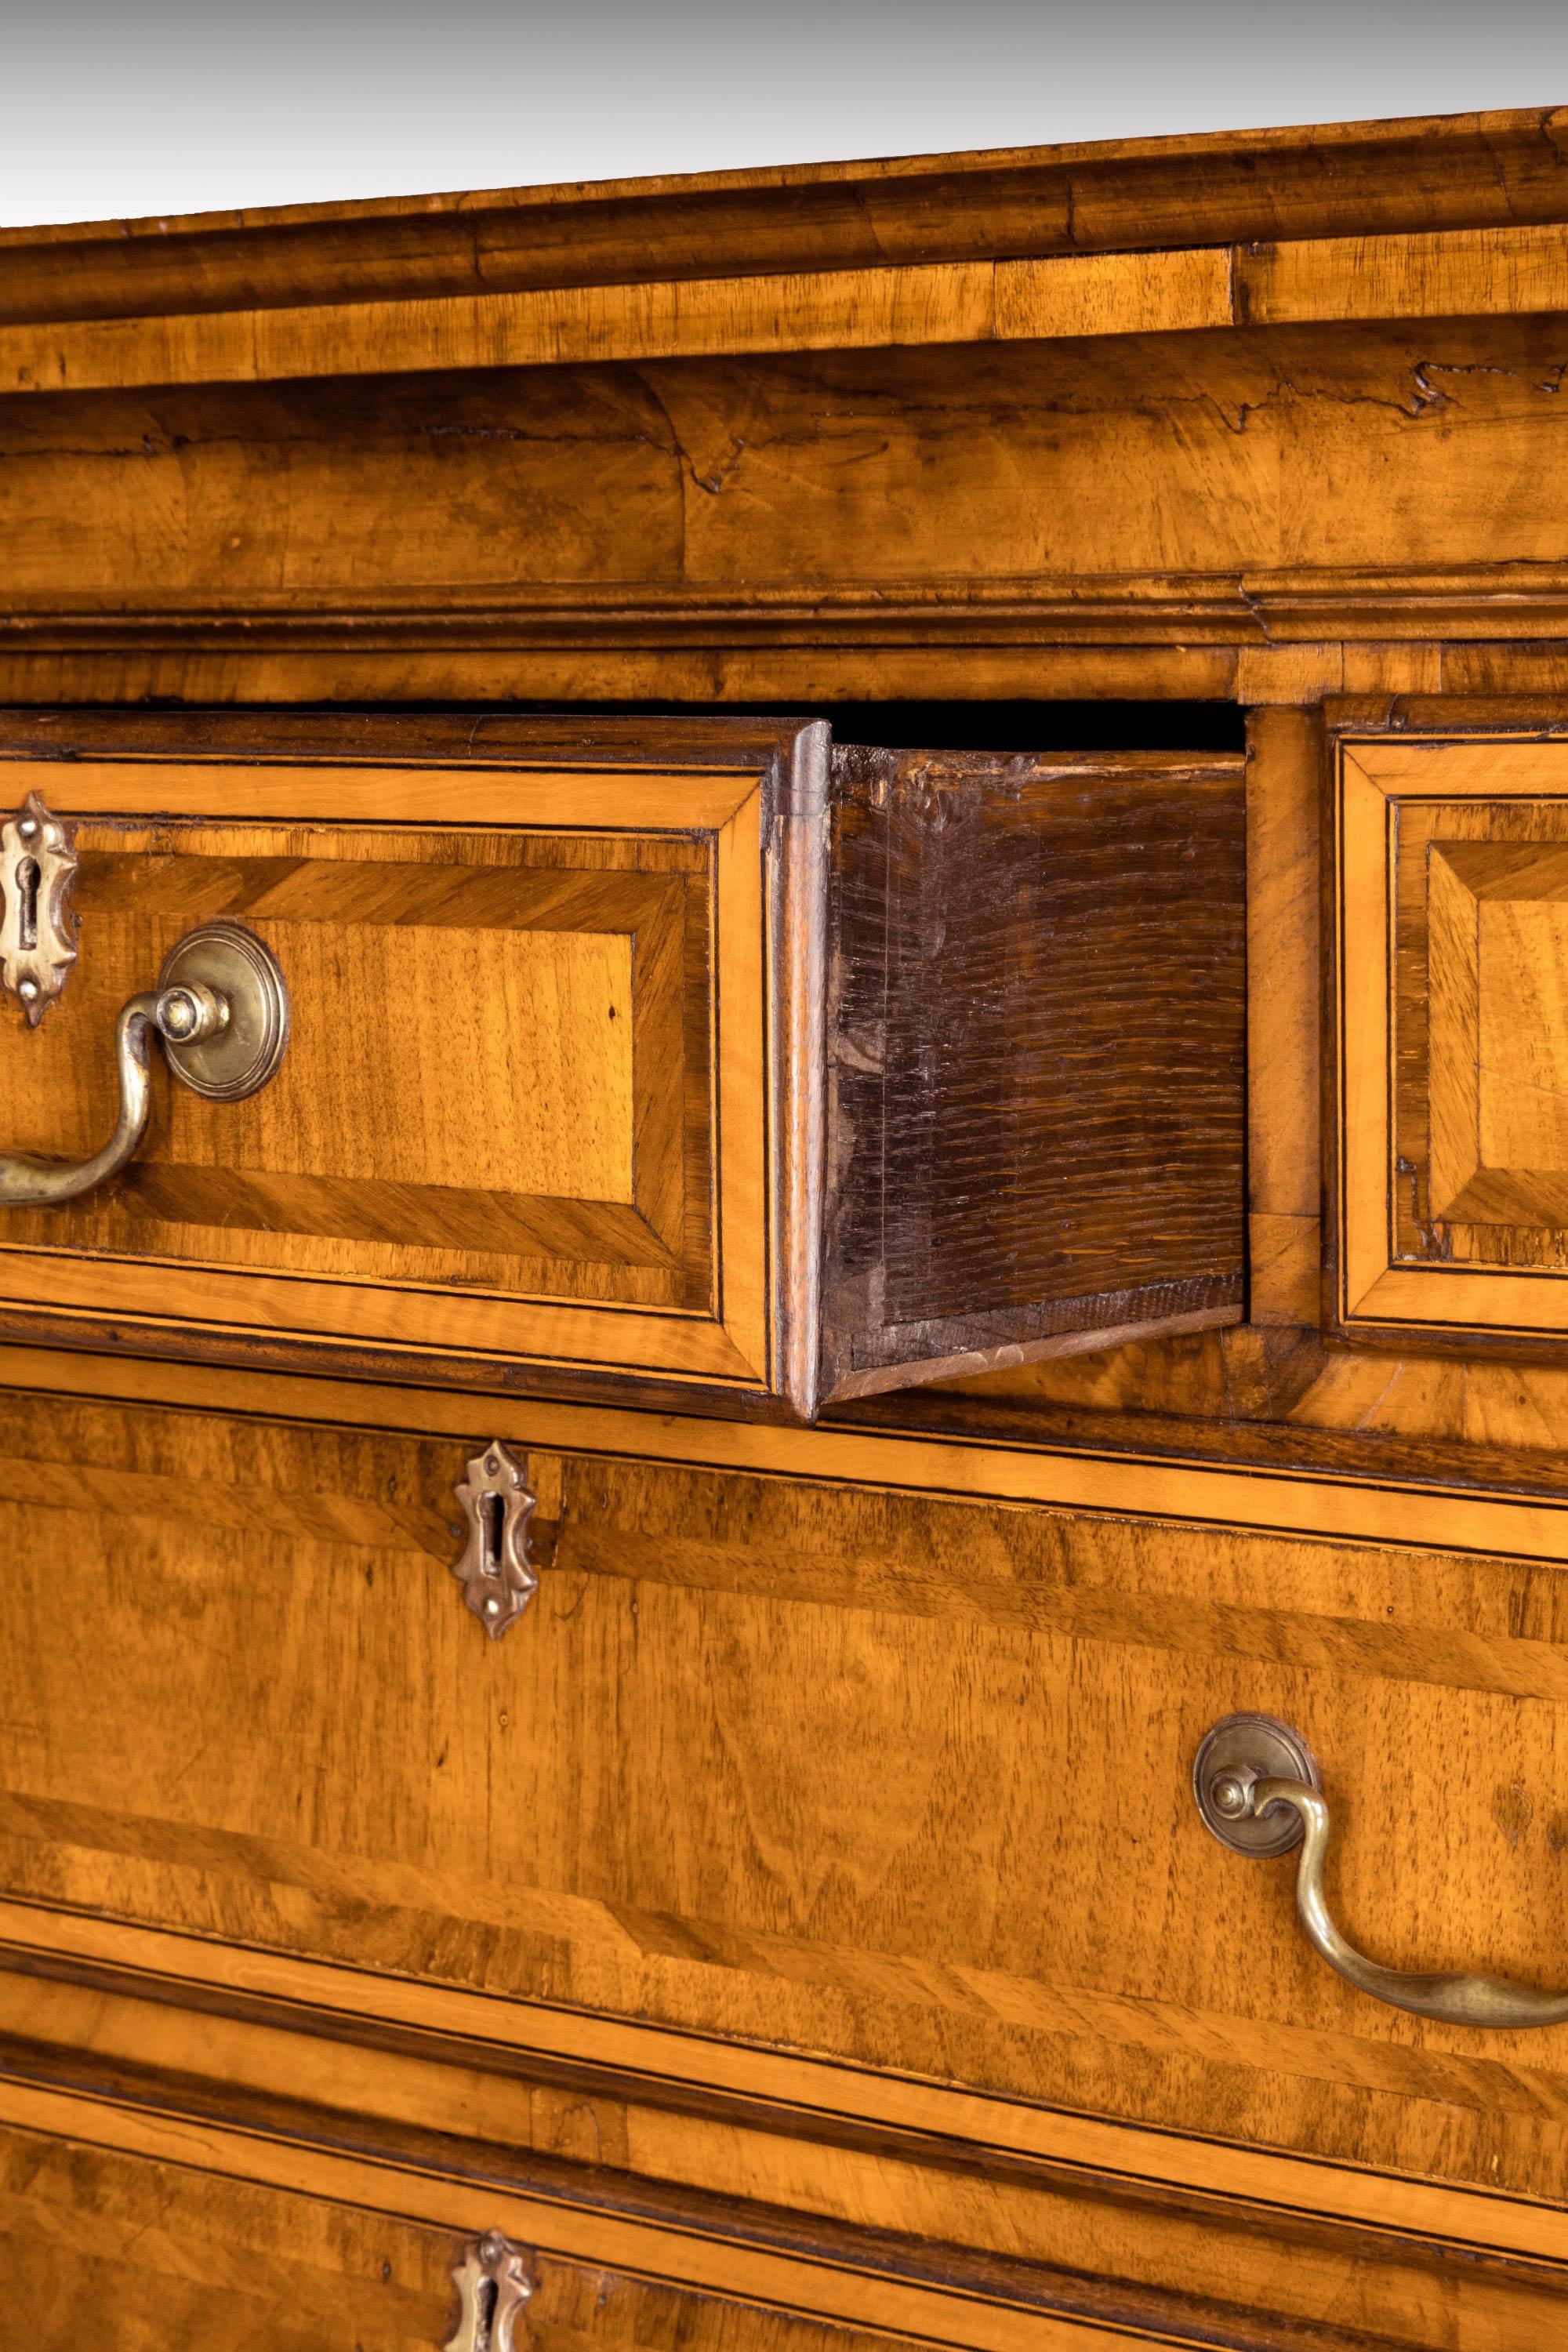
[472,2274,497,2352]
[480,1490,506,1576]
[13,856,38,951]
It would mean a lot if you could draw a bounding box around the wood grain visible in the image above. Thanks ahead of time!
[8,223,1568,397]
[1426,845,1483,1218]
[0,719,800,1399]
[0,2107,1015,2352]
[1,1977,1565,2350]
[1239,221,1568,328]
[5,311,1568,717]
[0,714,1254,1419]
[1245,709,1322,1326]
[1,1893,1563,2267]
[0,645,1243,713]
[7,1388,1568,2205]
[20,1335,1568,1559]
[7,2083,1410,2352]
[5,108,1566,331]
[822,750,1246,1396]
[1333,728,1568,1348]
[1477,895,1568,1171]
[9,100,1568,2331]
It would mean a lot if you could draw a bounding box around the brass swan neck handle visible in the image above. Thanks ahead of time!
[1194,1714,1568,2030]
[1,985,210,1205]
[0,923,289,1209]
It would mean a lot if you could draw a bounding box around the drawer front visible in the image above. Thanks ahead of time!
[1333,724,1568,1354]
[0,735,818,1400]
[4,1389,1568,2205]
[0,2125,459,2352]
[0,2118,922,2352]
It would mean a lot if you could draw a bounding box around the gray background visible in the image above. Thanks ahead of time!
[5,0,1565,228]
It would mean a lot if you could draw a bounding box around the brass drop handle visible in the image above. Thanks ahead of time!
[1195,1714,1568,2029]
[0,922,289,1208]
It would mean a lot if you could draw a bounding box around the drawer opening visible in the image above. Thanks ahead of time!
[270,697,1247,755]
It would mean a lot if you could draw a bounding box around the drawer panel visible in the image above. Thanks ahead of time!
[1332,722,1568,1355]
[0,2125,453,2352]
[3,1388,1568,2203]
[0,728,808,1399]
[5,1963,1566,2352]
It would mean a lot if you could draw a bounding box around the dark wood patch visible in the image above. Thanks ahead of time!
[822,749,1247,1399]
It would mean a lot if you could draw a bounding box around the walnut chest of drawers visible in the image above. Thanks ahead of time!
[5,105,1568,2352]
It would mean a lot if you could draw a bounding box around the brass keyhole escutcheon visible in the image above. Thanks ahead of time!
[445,2230,533,2352]
[450,1443,539,1639]
[0,792,78,1023]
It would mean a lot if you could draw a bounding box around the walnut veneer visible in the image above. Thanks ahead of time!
[5,106,1568,2352]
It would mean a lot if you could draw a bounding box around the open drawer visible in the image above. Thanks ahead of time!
[0,713,1245,1414]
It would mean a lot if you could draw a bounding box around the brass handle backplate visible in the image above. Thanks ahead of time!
[0,921,290,1207]
[1195,1713,1568,2029]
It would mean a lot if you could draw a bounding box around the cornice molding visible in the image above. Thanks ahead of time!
[0,217,1563,392]
[2,107,1566,328]
[5,568,1568,651]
